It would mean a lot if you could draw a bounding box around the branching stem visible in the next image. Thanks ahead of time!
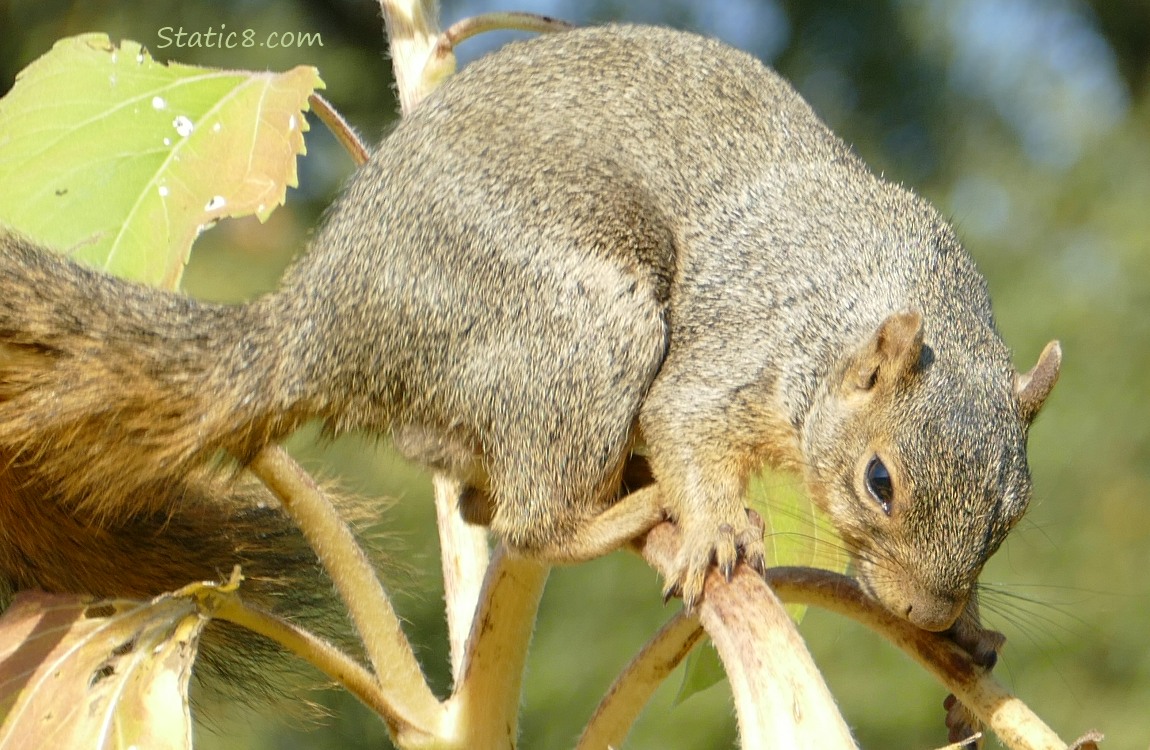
[640,523,858,747]
[212,596,392,722]
[766,567,1068,750]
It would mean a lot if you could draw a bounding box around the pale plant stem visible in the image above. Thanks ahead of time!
[576,611,704,750]
[765,567,1068,750]
[247,446,443,741]
[212,597,394,726]
[436,11,573,49]
[445,546,550,748]
[640,522,860,748]
[433,473,490,680]
[419,13,573,90]
[379,0,442,114]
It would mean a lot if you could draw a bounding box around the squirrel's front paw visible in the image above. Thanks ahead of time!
[662,509,767,610]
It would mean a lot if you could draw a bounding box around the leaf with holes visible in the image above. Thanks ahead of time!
[676,467,847,704]
[0,33,321,289]
[0,585,220,750]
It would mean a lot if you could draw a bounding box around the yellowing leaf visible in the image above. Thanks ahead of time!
[0,583,228,750]
[748,467,848,621]
[0,33,322,288]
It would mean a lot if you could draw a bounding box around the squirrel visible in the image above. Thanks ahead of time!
[0,23,1060,640]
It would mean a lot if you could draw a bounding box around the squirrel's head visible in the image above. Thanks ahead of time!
[802,310,1061,631]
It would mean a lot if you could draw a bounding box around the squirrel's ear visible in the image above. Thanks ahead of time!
[1015,340,1061,424]
[852,310,925,392]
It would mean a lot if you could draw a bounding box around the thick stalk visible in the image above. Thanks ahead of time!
[640,523,857,748]
[434,473,491,680]
[445,547,549,749]
[378,0,441,114]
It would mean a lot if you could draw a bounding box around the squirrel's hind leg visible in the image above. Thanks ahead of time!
[501,485,665,564]
[473,276,669,566]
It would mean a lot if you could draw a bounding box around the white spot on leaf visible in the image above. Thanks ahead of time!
[173,115,194,137]
[204,195,227,212]
[151,96,166,110]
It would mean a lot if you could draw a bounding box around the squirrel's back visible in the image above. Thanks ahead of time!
[305,23,1001,403]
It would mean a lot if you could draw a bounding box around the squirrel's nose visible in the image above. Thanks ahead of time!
[903,592,965,632]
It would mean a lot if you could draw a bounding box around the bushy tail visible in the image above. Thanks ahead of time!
[0,449,385,699]
[0,232,306,521]
[0,234,389,698]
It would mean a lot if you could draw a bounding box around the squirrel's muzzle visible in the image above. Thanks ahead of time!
[891,587,966,632]
[858,563,970,631]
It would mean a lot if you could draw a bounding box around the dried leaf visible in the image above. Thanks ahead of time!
[0,583,225,750]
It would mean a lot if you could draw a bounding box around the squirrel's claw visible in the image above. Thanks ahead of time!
[940,614,1002,746]
[666,508,769,611]
[716,523,739,581]
[946,617,1005,670]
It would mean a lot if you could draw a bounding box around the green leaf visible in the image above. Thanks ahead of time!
[0,33,322,289]
[676,467,847,704]
[674,640,727,706]
[748,467,848,622]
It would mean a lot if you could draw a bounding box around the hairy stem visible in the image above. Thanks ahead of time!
[765,567,1068,750]
[309,93,370,166]
[247,446,442,741]
[576,611,704,750]
[213,596,393,723]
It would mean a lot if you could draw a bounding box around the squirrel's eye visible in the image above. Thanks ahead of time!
[864,456,894,515]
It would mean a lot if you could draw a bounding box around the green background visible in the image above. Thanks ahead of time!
[2,0,1147,747]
